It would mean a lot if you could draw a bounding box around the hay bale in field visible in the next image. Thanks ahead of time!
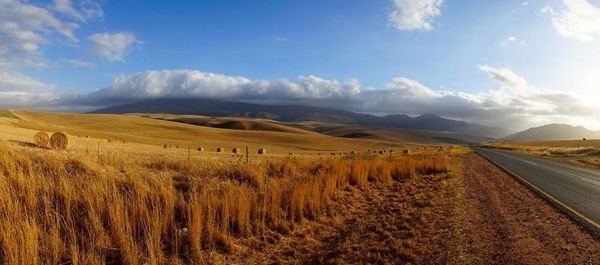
[350,150,357,155]
[289,152,294,156]
[34,131,49,148]
[197,147,204,151]
[331,152,336,156]
[50,132,68,150]
[232,147,241,154]
[378,151,384,155]
[217,147,225,153]
[258,148,267,154]
[164,144,168,149]
[107,138,112,143]
[403,149,410,154]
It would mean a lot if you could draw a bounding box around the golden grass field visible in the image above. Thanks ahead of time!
[0,110,465,264]
[9,110,415,155]
[481,139,600,169]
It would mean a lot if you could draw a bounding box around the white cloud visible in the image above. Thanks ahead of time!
[500,36,526,47]
[0,71,57,108]
[0,0,79,64]
[389,0,444,31]
[543,0,600,42]
[52,0,103,22]
[68,67,597,131]
[478,65,528,94]
[60,58,96,68]
[90,70,360,102]
[88,32,140,62]
[0,71,55,92]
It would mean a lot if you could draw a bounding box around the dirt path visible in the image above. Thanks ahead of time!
[460,152,600,264]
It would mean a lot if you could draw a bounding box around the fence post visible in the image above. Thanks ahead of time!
[187,147,191,167]
[97,141,100,162]
[246,146,249,164]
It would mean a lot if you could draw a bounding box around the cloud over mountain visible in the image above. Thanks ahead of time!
[54,66,595,131]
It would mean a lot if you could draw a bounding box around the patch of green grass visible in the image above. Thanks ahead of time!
[0,110,18,119]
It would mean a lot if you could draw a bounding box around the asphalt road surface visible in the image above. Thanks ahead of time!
[474,148,600,234]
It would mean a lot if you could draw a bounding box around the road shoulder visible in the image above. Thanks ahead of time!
[459,152,600,264]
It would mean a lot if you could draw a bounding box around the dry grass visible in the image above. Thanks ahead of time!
[11,110,404,155]
[0,139,449,264]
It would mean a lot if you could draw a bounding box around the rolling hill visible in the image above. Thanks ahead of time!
[137,114,490,145]
[91,98,510,138]
[7,110,413,154]
[504,124,600,142]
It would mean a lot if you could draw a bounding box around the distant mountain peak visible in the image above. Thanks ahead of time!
[504,123,600,141]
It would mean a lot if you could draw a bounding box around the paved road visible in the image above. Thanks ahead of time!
[474,148,600,234]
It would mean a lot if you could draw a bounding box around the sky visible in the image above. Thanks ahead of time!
[1,0,600,131]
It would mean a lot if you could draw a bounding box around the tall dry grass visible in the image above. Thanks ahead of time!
[0,142,449,264]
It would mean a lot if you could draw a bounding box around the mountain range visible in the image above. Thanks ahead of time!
[91,98,511,139]
[503,124,600,142]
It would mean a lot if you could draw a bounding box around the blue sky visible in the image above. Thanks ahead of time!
[1,0,600,130]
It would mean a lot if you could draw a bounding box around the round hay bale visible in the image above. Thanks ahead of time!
[258,148,267,155]
[232,147,241,154]
[50,132,68,150]
[197,147,204,152]
[350,150,357,155]
[403,149,410,154]
[34,131,50,148]
[217,147,225,153]
[164,144,167,149]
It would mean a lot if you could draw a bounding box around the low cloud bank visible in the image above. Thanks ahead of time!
[39,67,596,131]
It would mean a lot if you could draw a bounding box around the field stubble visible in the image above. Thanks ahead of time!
[0,134,457,264]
